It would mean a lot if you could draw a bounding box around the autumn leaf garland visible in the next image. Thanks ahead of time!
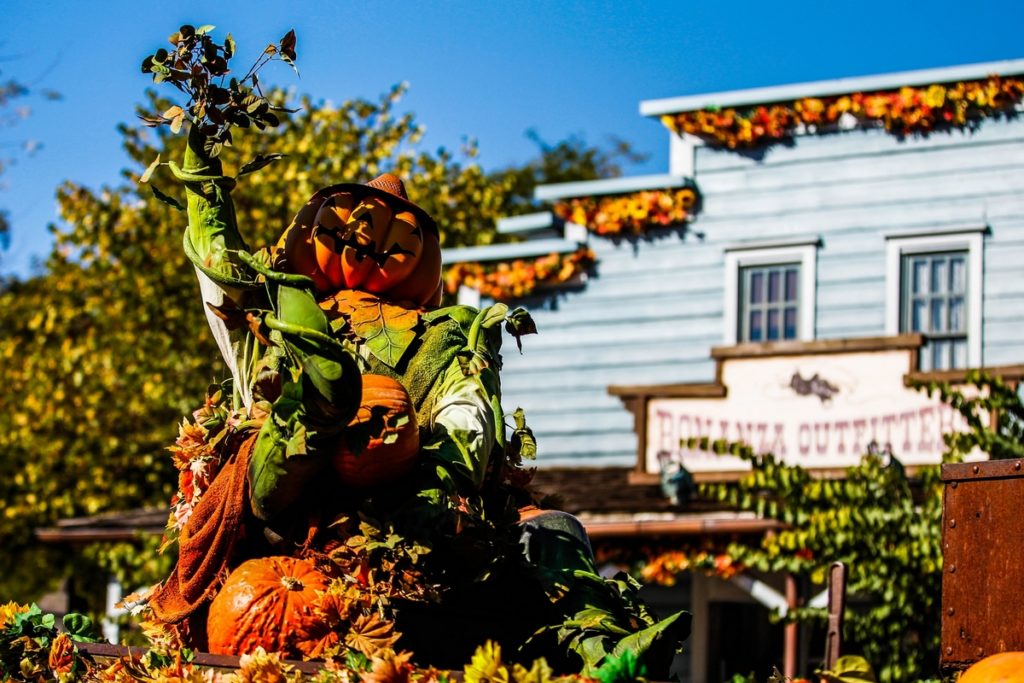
[553,187,698,237]
[663,74,1024,150]
[443,246,597,302]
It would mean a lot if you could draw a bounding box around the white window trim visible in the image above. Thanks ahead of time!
[456,285,481,308]
[723,241,818,345]
[885,231,984,367]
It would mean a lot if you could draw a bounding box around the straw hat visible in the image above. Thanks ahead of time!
[325,173,438,237]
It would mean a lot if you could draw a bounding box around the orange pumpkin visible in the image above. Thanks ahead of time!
[381,228,443,307]
[960,652,1024,682]
[206,556,330,657]
[280,186,343,293]
[332,374,419,488]
[279,175,442,304]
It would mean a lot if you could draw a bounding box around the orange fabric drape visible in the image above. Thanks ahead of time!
[149,433,257,623]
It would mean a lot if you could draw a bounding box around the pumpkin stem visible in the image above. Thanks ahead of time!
[280,575,304,591]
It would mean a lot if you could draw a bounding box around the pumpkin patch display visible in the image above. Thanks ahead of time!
[332,374,420,488]
[206,556,331,657]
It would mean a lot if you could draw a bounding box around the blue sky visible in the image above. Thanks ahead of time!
[2,0,1023,276]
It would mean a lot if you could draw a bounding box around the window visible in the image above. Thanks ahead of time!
[885,229,984,370]
[739,263,800,342]
[724,239,818,345]
[901,251,968,370]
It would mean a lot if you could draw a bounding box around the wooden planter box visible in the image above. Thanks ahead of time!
[77,643,468,680]
[941,459,1024,674]
[77,642,329,675]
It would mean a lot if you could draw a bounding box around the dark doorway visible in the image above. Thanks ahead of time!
[706,600,783,682]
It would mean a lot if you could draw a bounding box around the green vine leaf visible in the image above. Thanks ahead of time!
[150,184,184,211]
[344,291,421,368]
[817,655,877,683]
[238,153,286,177]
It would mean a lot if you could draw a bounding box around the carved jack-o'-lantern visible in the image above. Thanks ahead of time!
[281,174,442,306]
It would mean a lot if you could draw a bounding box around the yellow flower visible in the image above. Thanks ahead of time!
[229,647,295,683]
[0,601,29,627]
[464,642,510,683]
[924,84,946,108]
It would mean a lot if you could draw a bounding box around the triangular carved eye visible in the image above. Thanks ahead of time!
[312,221,412,266]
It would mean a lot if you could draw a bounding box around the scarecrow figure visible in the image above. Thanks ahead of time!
[148,168,687,672]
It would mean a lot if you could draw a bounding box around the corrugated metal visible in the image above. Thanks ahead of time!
[498,118,1024,467]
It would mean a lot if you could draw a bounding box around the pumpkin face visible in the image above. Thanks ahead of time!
[332,374,419,488]
[206,556,330,657]
[381,228,443,307]
[281,180,442,304]
[960,652,1024,682]
[280,188,341,293]
[313,194,430,294]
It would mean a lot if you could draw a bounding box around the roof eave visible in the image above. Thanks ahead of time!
[640,58,1024,118]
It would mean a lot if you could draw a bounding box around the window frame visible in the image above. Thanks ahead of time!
[885,229,984,368]
[723,240,819,345]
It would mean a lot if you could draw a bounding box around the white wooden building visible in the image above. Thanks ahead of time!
[444,58,1024,681]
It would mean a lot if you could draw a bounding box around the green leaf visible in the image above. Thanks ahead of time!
[139,155,161,184]
[238,153,286,177]
[594,649,646,683]
[276,285,328,334]
[196,25,216,35]
[345,292,421,368]
[509,407,537,461]
[479,303,509,330]
[62,613,100,643]
[608,610,691,665]
[422,304,479,330]
[150,184,184,211]
[818,655,877,683]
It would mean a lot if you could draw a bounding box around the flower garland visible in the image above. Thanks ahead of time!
[639,549,741,584]
[594,542,741,585]
[443,246,596,301]
[662,74,1024,149]
[552,187,697,236]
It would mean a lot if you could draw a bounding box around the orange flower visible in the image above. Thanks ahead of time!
[48,632,75,676]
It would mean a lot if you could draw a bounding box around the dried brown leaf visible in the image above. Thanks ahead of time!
[344,612,400,657]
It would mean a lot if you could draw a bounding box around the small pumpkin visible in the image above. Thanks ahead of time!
[206,556,330,657]
[332,374,420,488]
[279,174,442,305]
[960,652,1024,682]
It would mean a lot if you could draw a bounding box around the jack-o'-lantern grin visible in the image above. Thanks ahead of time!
[312,206,418,269]
[281,176,444,304]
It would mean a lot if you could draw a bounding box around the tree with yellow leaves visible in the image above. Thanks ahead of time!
[0,35,640,605]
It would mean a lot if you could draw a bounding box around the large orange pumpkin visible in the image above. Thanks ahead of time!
[280,175,442,305]
[960,652,1024,682]
[206,556,330,657]
[332,374,420,488]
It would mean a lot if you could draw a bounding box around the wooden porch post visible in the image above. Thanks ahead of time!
[784,572,798,678]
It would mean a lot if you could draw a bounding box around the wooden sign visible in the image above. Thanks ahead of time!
[610,335,979,481]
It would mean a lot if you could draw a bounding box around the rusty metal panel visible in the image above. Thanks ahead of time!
[941,459,1024,672]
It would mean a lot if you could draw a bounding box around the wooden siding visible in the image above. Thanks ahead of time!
[499,119,1024,467]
